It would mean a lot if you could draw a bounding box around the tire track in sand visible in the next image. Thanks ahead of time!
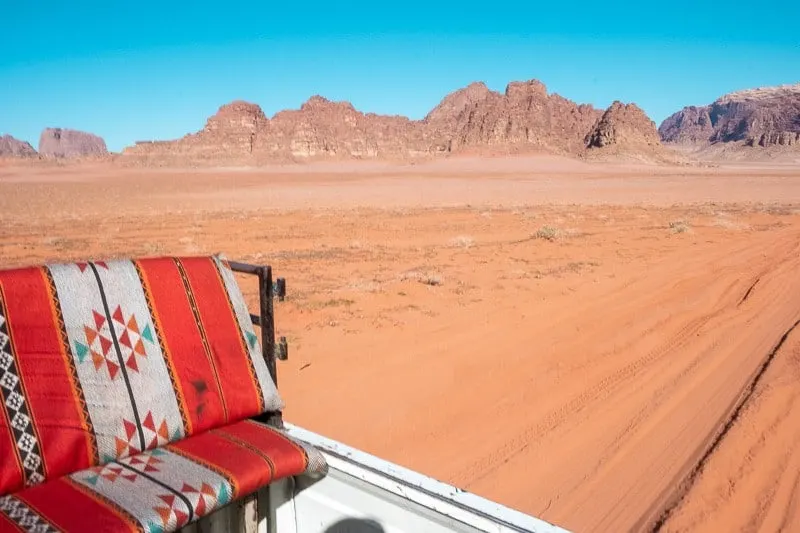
[460,313,716,488]
[658,319,800,533]
[459,229,800,533]
[649,317,800,532]
[460,268,758,490]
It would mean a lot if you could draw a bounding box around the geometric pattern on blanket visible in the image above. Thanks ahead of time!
[0,419,326,533]
[0,255,284,496]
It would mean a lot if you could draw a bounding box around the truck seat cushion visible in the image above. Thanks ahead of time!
[0,256,283,495]
[0,419,326,533]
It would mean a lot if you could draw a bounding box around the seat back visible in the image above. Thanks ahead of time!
[0,254,282,495]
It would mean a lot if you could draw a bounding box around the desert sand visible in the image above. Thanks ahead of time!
[1,156,800,532]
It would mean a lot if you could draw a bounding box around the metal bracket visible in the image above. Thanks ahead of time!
[272,278,286,301]
[275,336,288,361]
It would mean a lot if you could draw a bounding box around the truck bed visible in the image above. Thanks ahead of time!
[278,423,570,533]
[183,423,570,533]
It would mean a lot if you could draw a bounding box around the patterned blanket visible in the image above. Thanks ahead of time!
[0,255,325,532]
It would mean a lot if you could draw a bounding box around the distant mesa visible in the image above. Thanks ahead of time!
[659,83,800,149]
[121,78,669,166]
[0,134,38,158]
[38,128,108,159]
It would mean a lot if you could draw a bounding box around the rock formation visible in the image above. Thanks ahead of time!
[424,80,602,154]
[38,128,108,158]
[124,97,429,164]
[122,79,664,165]
[266,96,428,159]
[655,106,714,145]
[586,101,662,149]
[424,82,493,126]
[659,83,800,148]
[0,135,37,158]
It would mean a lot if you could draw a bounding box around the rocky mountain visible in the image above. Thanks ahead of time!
[424,82,493,126]
[425,80,603,154]
[583,101,676,162]
[586,101,662,149]
[659,84,800,148]
[267,96,429,158]
[124,97,428,164]
[124,101,269,162]
[122,79,660,165]
[39,128,108,158]
[0,134,37,158]
[658,106,714,145]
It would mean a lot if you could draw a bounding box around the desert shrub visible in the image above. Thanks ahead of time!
[669,220,691,234]
[534,226,560,241]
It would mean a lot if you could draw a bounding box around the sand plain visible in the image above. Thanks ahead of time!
[1,156,799,532]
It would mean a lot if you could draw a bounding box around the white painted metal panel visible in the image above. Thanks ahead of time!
[185,423,571,533]
[284,424,571,533]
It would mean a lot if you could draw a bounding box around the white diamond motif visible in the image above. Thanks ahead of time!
[17,433,35,453]
[0,351,11,370]
[22,452,41,471]
[5,391,23,410]
[11,411,29,431]
[0,371,18,390]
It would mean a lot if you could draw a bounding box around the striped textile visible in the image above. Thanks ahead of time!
[0,419,326,533]
[0,255,287,496]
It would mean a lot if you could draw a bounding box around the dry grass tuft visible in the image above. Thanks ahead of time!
[449,235,475,249]
[309,298,355,309]
[534,226,561,241]
[669,220,691,234]
[400,270,443,286]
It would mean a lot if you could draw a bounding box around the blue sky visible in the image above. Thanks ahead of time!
[1,1,798,152]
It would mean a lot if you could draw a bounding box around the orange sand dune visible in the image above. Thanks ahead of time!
[1,157,799,532]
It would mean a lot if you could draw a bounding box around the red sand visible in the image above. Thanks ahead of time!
[1,156,799,532]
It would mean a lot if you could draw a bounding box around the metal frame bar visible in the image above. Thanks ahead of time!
[228,260,286,428]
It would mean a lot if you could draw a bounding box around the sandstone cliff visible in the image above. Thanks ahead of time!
[39,128,108,159]
[659,84,800,149]
[425,80,603,155]
[122,79,665,165]
[585,102,675,162]
[586,101,662,149]
[0,134,37,158]
[266,96,429,159]
[126,101,268,163]
[655,106,714,145]
[124,97,430,164]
